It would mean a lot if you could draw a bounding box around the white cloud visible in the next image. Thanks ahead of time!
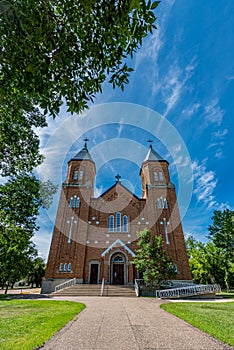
[191,159,232,211]
[207,128,228,158]
[192,160,218,210]
[162,57,197,117]
[181,103,201,119]
[204,99,224,126]
[134,0,176,95]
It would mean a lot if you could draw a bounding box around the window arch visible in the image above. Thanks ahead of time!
[59,263,63,272]
[73,170,78,180]
[73,169,84,181]
[109,215,114,232]
[69,197,73,207]
[154,171,159,182]
[163,198,168,208]
[113,255,124,263]
[78,170,84,180]
[67,263,71,272]
[116,212,121,232]
[159,171,164,181]
[74,196,80,208]
[123,215,128,232]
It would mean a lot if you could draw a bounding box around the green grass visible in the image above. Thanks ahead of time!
[161,302,234,347]
[217,292,234,299]
[0,299,85,350]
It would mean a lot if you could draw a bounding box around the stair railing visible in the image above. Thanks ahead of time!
[100,278,105,296]
[55,278,76,293]
[134,279,144,297]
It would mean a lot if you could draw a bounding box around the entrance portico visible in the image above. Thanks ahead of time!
[101,239,136,285]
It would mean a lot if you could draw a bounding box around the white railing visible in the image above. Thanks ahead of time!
[100,278,105,296]
[164,280,195,288]
[134,279,144,297]
[55,278,76,292]
[156,284,221,299]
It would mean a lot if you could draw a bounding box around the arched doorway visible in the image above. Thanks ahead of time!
[111,253,126,285]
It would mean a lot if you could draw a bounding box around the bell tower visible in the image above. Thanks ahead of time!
[43,140,96,291]
[140,143,191,280]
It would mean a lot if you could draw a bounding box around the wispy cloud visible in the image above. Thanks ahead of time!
[207,128,228,159]
[204,98,224,126]
[134,0,176,93]
[192,159,218,210]
[181,103,201,119]
[191,159,231,211]
[162,58,197,116]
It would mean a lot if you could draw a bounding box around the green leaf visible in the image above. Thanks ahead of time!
[151,1,160,10]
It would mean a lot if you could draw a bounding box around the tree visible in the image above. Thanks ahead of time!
[0,0,160,117]
[0,176,57,293]
[208,209,234,263]
[0,211,37,293]
[186,236,227,285]
[133,229,176,287]
[0,94,46,177]
[27,257,46,288]
[186,235,234,290]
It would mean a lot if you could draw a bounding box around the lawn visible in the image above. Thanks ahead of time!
[161,302,234,347]
[0,299,85,350]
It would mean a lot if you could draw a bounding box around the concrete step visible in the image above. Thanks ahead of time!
[53,284,136,297]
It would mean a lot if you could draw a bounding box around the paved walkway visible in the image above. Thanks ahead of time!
[40,296,234,350]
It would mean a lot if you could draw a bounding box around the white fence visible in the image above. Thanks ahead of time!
[156,284,221,299]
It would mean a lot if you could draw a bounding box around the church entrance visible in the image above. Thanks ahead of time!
[111,253,125,285]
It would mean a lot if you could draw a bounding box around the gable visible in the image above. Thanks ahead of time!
[101,239,136,257]
[100,182,140,202]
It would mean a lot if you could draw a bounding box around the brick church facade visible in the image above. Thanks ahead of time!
[42,142,192,293]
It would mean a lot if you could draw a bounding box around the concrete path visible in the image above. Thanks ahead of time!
[40,296,233,350]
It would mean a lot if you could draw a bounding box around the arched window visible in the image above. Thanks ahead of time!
[67,263,71,272]
[59,263,63,272]
[123,215,128,232]
[69,197,73,207]
[109,215,114,232]
[154,171,158,181]
[113,255,124,263]
[73,170,78,180]
[116,212,121,232]
[163,198,168,208]
[63,263,67,271]
[159,171,164,181]
[74,196,80,208]
[78,170,84,180]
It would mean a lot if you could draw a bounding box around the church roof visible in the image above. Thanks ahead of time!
[144,144,165,162]
[70,143,94,162]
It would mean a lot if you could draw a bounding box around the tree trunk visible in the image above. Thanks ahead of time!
[5,282,9,294]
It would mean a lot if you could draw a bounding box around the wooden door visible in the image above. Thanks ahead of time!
[113,264,124,285]
[90,264,99,284]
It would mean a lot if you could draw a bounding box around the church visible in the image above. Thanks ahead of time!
[42,141,191,293]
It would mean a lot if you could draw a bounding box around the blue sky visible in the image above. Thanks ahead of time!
[35,0,234,259]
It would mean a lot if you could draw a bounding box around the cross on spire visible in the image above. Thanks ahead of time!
[147,139,153,149]
[84,137,89,148]
[115,174,121,182]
